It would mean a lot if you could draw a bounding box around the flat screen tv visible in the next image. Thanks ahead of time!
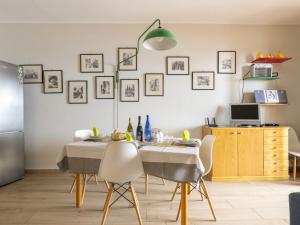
[230,103,261,126]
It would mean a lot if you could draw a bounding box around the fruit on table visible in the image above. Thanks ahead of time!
[92,127,100,137]
[256,52,265,59]
[182,129,190,141]
[275,52,285,58]
[111,129,125,141]
[267,53,273,58]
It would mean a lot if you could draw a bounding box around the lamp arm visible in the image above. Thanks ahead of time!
[116,18,161,82]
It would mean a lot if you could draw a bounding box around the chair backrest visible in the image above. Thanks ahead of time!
[74,129,93,141]
[99,141,144,183]
[289,127,300,152]
[199,135,216,176]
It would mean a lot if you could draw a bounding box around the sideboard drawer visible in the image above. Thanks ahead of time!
[264,137,288,146]
[264,152,288,161]
[264,129,288,137]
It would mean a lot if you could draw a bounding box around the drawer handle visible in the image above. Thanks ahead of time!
[273,147,277,150]
[273,131,277,134]
[273,154,277,157]
[273,162,277,165]
[273,170,277,173]
[230,132,235,135]
[273,139,277,142]
[237,132,242,135]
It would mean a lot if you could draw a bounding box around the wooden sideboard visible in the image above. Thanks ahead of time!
[202,126,289,181]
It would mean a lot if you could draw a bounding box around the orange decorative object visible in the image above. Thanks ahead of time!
[256,52,265,59]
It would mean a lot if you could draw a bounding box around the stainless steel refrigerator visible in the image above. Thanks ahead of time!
[0,60,24,186]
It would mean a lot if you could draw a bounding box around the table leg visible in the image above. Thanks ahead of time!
[76,173,82,208]
[181,183,188,225]
[145,174,149,194]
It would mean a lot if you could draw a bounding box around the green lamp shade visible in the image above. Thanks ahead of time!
[143,28,177,51]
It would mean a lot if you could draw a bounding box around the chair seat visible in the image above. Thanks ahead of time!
[289,151,300,157]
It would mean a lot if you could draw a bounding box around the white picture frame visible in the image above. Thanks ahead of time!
[145,73,164,96]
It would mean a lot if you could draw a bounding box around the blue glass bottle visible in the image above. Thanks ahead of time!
[144,115,152,142]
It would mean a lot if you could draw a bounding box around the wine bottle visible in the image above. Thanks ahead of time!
[136,116,143,142]
[144,115,152,142]
[127,117,134,139]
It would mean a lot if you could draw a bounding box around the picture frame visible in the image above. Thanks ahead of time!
[43,70,63,94]
[80,54,104,73]
[166,56,189,75]
[95,76,115,99]
[120,79,139,102]
[217,51,236,74]
[68,80,88,104]
[192,71,215,90]
[118,48,137,71]
[20,64,43,84]
[144,73,164,96]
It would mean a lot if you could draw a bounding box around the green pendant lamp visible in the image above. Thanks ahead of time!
[143,27,177,51]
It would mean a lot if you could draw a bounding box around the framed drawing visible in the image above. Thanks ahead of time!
[68,80,88,104]
[118,48,137,71]
[80,54,104,73]
[144,73,164,96]
[192,71,215,90]
[95,76,115,99]
[120,79,139,102]
[43,70,63,93]
[20,64,43,84]
[217,51,236,74]
[166,56,189,75]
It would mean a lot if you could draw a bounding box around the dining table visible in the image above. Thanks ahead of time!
[56,139,204,225]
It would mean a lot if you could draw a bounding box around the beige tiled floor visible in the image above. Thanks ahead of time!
[0,172,298,225]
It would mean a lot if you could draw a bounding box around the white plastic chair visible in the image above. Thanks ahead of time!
[99,141,144,225]
[289,127,300,180]
[173,135,216,221]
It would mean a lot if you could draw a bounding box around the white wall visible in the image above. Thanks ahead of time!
[0,24,299,169]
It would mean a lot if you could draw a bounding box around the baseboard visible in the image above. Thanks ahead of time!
[25,169,60,174]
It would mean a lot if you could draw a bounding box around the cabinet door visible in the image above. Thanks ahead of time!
[238,128,263,176]
[211,129,238,177]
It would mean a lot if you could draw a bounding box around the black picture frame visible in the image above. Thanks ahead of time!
[80,54,104,73]
[118,47,137,71]
[68,80,88,104]
[144,73,164,96]
[192,71,215,90]
[20,64,43,84]
[95,76,115,99]
[120,79,139,102]
[43,70,63,94]
[166,56,190,75]
[217,51,236,74]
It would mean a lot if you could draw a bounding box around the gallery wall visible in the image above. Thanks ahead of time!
[0,23,299,169]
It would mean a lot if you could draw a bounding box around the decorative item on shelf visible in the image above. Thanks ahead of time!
[92,127,100,137]
[252,51,291,63]
[95,76,115,99]
[120,79,139,102]
[19,64,43,84]
[80,54,104,73]
[144,115,152,142]
[250,63,273,78]
[68,80,88,104]
[192,71,215,90]
[118,48,137,71]
[166,56,189,75]
[217,51,236,74]
[43,70,63,94]
[114,18,176,128]
[144,73,164,96]
[254,90,288,104]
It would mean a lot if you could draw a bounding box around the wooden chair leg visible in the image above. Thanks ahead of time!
[198,182,204,201]
[171,183,180,201]
[69,176,76,193]
[95,175,99,184]
[104,180,110,190]
[145,174,149,194]
[100,184,114,225]
[293,156,297,180]
[200,178,216,221]
[176,199,181,221]
[81,174,87,205]
[130,184,143,225]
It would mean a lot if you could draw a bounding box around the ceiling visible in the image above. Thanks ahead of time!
[0,0,300,24]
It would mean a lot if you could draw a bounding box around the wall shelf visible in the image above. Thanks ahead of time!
[260,103,288,106]
[251,57,292,64]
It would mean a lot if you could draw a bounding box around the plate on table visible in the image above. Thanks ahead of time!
[85,136,103,142]
[175,139,199,147]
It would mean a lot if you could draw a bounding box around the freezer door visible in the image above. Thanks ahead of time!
[0,61,24,133]
[0,131,24,186]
